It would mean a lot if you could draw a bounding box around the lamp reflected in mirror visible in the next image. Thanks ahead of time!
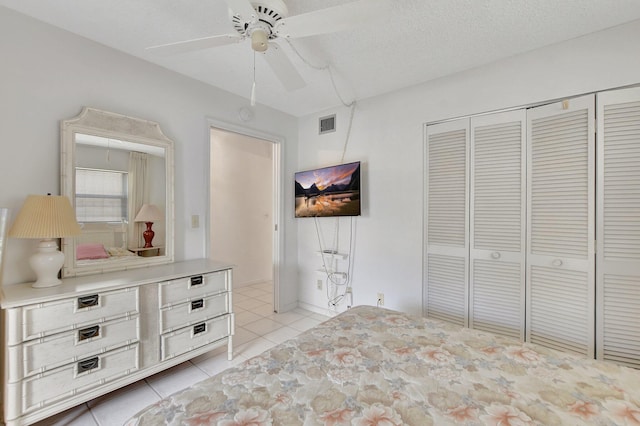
[134,204,163,248]
[8,194,81,288]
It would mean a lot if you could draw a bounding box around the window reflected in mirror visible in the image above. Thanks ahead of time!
[75,168,128,223]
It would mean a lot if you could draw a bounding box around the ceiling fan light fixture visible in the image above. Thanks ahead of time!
[250,80,257,106]
[251,29,269,52]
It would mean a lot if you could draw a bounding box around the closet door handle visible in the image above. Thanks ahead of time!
[77,295,99,309]
[78,325,100,341]
[552,259,563,267]
[491,251,501,259]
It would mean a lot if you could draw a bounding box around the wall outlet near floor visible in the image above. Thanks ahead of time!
[377,292,384,306]
[317,279,323,290]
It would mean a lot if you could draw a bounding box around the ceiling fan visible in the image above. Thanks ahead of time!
[147,0,392,92]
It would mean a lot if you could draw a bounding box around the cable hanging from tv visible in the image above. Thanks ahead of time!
[314,216,355,309]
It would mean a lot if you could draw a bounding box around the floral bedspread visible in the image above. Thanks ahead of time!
[127,306,640,425]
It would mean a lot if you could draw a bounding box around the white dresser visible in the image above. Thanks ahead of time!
[0,259,234,426]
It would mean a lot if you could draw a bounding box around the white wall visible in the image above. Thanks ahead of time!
[297,19,640,316]
[210,129,273,287]
[0,6,299,311]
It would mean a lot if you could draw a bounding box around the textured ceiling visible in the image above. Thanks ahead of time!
[3,0,640,117]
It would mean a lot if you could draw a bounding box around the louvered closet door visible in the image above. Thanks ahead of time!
[597,87,640,368]
[424,119,469,326]
[470,110,526,339]
[526,95,595,356]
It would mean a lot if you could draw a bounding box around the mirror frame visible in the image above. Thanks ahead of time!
[60,107,175,277]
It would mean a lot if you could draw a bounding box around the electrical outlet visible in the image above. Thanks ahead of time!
[377,292,384,306]
[317,279,323,290]
[191,215,199,228]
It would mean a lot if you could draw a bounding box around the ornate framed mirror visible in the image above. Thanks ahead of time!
[60,107,174,277]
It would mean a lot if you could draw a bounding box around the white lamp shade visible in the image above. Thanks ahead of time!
[8,195,81,238]
[134,204,164,222]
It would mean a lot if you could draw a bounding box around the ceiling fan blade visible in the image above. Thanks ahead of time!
[147,34,244,55]
[274,0,393,39]
[221,0,256,21]
[263,43,306,91]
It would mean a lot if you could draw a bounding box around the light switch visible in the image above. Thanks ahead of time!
[191,215,199,228]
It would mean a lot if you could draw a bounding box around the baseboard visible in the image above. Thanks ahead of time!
[276,300,298,313]
[297,301,340,318]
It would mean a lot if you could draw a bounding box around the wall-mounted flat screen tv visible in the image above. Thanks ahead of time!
[295,161,361,218]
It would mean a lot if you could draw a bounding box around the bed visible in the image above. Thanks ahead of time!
[126,306,640,425]
[75,225,136,261]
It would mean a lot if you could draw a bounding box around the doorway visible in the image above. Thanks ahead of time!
[209,124,280,313]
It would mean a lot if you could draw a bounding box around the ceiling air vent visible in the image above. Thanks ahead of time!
[319,114,336,135]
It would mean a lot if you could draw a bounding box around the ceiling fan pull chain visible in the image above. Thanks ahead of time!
[250,50,257,106]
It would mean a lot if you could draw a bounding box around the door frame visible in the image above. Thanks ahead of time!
[206,117,283,313]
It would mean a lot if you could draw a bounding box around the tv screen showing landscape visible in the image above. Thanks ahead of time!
[295,161,361,218]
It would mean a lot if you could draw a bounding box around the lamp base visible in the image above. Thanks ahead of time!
[142,222,155,248]
[30,239,64,288]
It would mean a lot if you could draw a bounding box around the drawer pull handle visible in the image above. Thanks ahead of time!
[190,276,204,287]
[77,295,99,309]
[191,299,204,310]
[193,323,206,335]
[77,357,99,373]
[79,325,100,341]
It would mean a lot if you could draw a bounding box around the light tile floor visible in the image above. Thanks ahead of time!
[35,282,329,426]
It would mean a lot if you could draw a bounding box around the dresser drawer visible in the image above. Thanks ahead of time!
[17,343,139,416]
[161,314,232,361]
[7,315,139,382]
[159,270,229,307]
[16,287,139,342]
[160,293,229,334]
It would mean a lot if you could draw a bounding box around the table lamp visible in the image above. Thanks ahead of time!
[8,194,81,288]
[134,204,163,248]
